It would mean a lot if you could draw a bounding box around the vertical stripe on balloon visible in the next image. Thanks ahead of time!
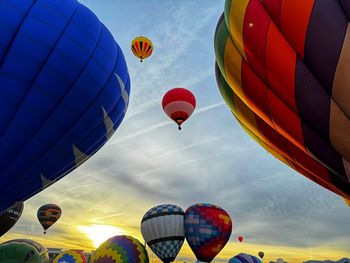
[304,0,348,95]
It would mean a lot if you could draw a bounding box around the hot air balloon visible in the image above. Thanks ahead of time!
[0,239,49,263]
[258,252,264,259]
[0,0,130,214]
[228,253,262,263]
[184,204,232,262]
[37,204,62,234]
[141,204,185,263]
[53,250,86,263]
[0,202,23,237]
[92,235,149,263]
[131,36,153,62]
[162,88,196,130]
[238,236,243,243]
[214,0,350,200]
[345,198,350,207]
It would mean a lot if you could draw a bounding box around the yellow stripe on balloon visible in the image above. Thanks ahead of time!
[225,0,248,60]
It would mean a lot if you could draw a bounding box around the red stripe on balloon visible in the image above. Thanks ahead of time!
[243,0,270,81]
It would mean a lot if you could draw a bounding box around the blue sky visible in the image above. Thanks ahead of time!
[1,1,350,262]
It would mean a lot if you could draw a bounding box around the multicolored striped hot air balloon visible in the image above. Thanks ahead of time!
[37,204,62,234]
[214,0,350,201]
[141,204,185,263]
[92,235,149,263]
[0,0,130,214]
[53,250,86,263]
[228,253,262,263]
[184,204,232,262]
[162,88,196,130]
[131,36,153,62]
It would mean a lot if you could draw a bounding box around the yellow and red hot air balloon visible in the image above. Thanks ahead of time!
[162,88,196,130]
[131,36,153,62]
[214,0,350,201]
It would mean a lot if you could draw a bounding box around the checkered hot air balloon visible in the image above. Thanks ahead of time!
[37,204,61,234]
[92,235,149,263]
[228,253,262,263]
[53,250,86,263]
[214,0,350,203]
[141,204,185,263]
[162,88,196,130]
[184,204,232,262]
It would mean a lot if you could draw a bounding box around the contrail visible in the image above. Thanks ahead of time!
[109,101,225,145]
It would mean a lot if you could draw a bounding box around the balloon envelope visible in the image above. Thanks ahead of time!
[214,0,350,200]
[258,251,264,259]
[228,253,262,263]
[162,88,196,130]
[238,236,243,243]
[0,202,23,237]
[53,250,86,263]
[131,36,153,62]
[141,204,184,263]
[0,0,130,213]
[0,239,49,263]
[37,204,62,234]
[92,235,149,263]
[184,203,232,262]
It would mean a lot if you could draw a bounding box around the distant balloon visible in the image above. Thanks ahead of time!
[228,253,262,263]
[141,204,185,263]
[238,236,243,243]
[37,204,62,234]
[53,250,86,263]
[0,239,49,263]
[92,235,149,263]
[162,88,196,130]
[0,202,23,237]
[184,204,232,262]
[0,0,130,214]
[131,36,153,62]
[258,251,264,259]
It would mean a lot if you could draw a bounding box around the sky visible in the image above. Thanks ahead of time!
[1,1,350,262]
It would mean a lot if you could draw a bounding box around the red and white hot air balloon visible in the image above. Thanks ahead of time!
[162,88,196,130]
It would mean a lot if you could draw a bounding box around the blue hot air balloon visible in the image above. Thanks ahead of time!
[0,0,130,213]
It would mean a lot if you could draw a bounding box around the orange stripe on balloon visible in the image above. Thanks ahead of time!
[279,0,314,58]
[266,22,298,112]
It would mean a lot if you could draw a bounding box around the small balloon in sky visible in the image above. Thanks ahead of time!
[162,88,196,130]
[37,204,62,234]
[131,36,153,62]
